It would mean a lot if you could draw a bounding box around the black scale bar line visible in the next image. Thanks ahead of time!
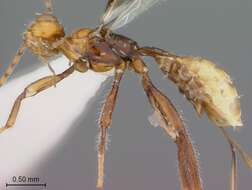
[6,183,46,187]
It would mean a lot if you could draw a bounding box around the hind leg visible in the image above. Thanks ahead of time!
[131,57,203,190]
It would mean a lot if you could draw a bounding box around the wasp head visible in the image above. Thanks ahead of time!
[23,13,65,59]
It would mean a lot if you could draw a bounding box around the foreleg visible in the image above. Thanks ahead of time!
[0,65,76,133]
[0,43,26,87]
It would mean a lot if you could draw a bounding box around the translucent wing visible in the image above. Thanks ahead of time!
[102,0,164,30]
[105,0,129,11]
[102,0,131,28]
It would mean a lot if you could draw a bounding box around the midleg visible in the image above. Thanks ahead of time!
[0,65,76,133]
[0,42,26,87]
[131,58,203,190]
[96,66,125,189]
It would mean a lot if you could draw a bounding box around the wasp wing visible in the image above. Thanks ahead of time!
[102,0,164,30]
[102,0,132,26]
[105,0,128,11]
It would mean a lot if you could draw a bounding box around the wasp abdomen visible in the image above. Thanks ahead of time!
[155,55,242,127]
[157,56,205,102]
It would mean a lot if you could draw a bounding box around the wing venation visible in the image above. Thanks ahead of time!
[102,0,164,30]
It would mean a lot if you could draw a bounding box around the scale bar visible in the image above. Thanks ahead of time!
[6,183,46,187]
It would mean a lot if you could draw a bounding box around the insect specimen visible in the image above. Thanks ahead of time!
[0,0,251,189]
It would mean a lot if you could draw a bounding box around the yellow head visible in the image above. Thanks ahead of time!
[23,14,65,58]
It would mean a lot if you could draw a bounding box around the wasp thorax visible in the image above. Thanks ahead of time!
[23,14,65,58]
